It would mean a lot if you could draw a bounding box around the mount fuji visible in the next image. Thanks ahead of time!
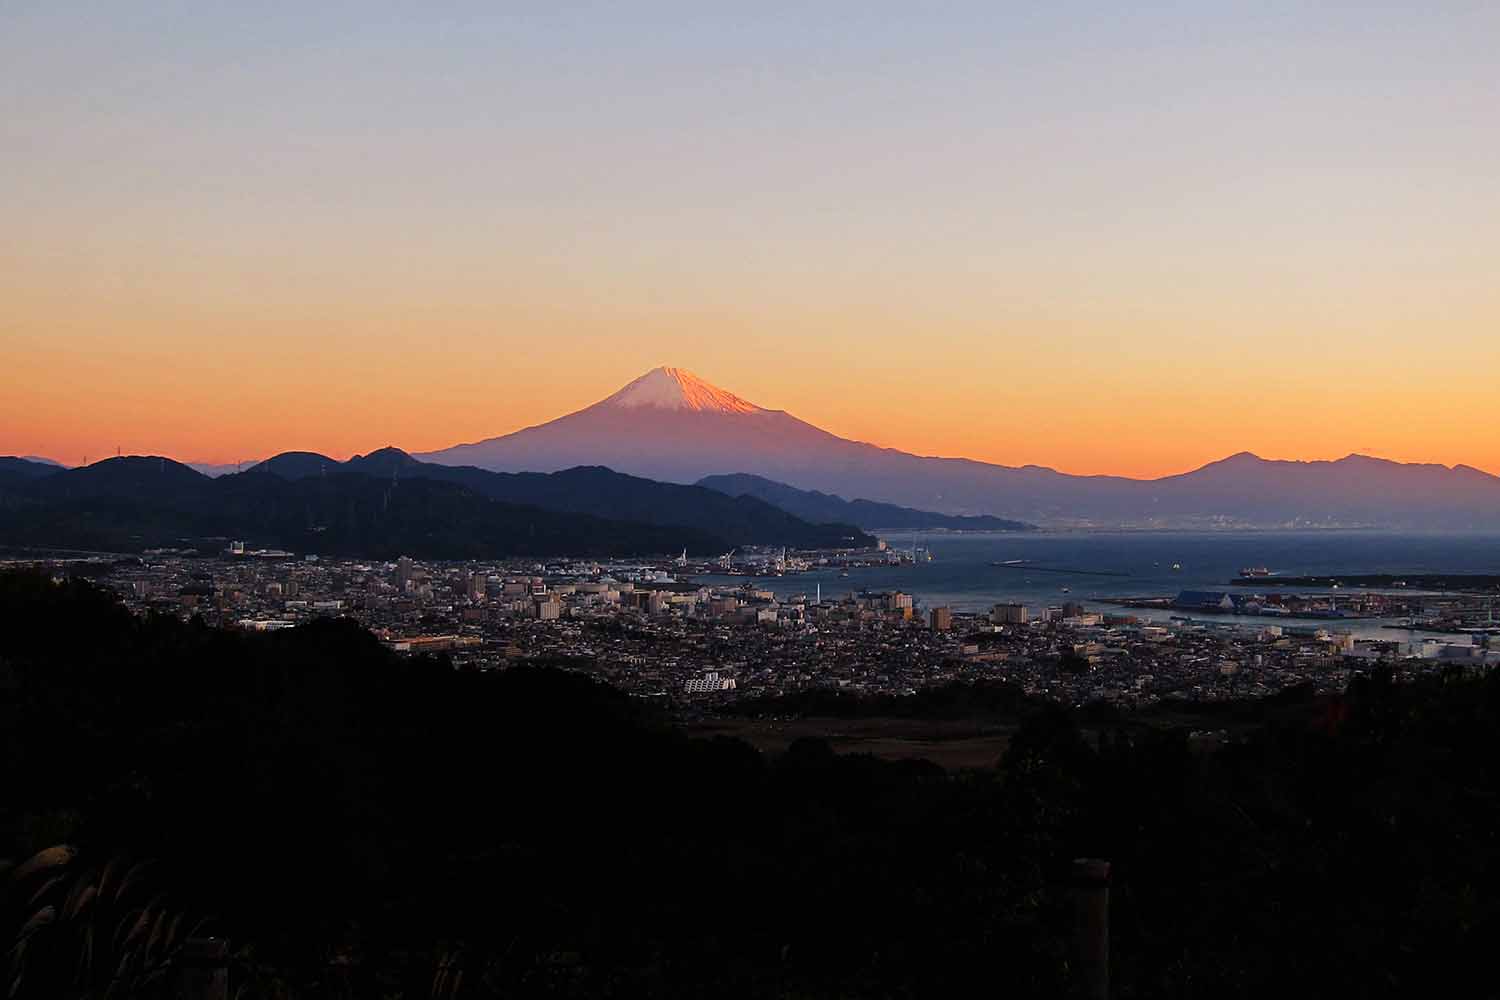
[418,367,1500,528]
[418,367,869,490]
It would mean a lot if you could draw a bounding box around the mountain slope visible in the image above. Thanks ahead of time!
[0,458,729,558]
[415,366,1153,520]
[417,367,1500,528]
[601,366,761,413]
[419,366,854,487]
[24,456,216,504]
[211,470,728,559]
[251,451,342,480]
[0,457,68,488]
[697,473,1035,532]
[303,447,874,549]
[1144,452,1500,527]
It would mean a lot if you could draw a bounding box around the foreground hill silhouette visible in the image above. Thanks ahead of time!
[0,452,873,557]
[419,366,1500,527]
[3,570,1499,997]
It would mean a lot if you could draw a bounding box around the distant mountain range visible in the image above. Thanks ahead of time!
[0,452,873,558]
[5,457,248,477]
[419,367,1500,529]
[697,473,1035,532]
[13,367,1500,531]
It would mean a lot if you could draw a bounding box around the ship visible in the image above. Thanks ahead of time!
[1238,566,1274,578]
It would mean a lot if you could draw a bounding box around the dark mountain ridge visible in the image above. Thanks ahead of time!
[0,457,70,488]
[0,458,722,559]
[0,451,875,557]
[697,473,1036,532]
[257,447,872,550]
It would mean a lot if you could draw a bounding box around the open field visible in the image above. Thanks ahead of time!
[688,717,1016,769]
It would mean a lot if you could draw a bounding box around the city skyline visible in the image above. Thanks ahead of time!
[4,4,1498,476]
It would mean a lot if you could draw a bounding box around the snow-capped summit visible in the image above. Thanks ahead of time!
[600,367,762,414]
[416,363,820,487]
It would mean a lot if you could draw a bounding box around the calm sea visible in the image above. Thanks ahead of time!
[696,530,1500,642]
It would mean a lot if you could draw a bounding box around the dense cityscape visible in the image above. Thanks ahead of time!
[24,544,1499,716]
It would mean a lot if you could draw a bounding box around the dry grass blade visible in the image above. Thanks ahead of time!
[430,948,455,998]
[79,923,94,989]
[15,906,56,943]
[113,861,155,905]
[94,857,128,907]
[112,949,136,986]
[62,879,97,921]
[160,911,185,957]
[4,849,204,1000]
[24,876,65,912]
[143,909,171,967]
[9,847,76,884]
[114,896,163,958]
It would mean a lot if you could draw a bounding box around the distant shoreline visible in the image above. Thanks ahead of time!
[1229,574,1500,595]
[883,526,1500,536]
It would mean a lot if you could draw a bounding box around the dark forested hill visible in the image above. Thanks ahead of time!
[0,571,1058,997]
[0,457,65,488]
[4,570,1499,997]
[0,451,875,557]
[268,447,876,550]
[0,457,726,557]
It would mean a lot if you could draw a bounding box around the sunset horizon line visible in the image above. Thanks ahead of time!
[15,441,1499,486]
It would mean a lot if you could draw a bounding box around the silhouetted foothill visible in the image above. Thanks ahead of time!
[0,450,873,557]
[3,569,1500,997]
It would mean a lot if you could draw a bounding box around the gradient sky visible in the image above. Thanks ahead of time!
[3,2,1497,477]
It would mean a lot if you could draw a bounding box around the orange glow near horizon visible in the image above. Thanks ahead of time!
[4,278,1498,479]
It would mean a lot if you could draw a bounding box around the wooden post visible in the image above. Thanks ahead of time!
[1069,858,1110,1000]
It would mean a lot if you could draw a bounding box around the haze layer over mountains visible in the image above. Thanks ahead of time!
[419,368,1500,530]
